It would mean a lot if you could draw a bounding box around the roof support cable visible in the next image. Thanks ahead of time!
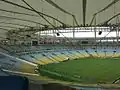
[0,15,46,26]
[44,0,79,26]
[96,0,120,15]
[0,27,10,31]
[100,1,118,54]
[0,22,33,27]
[0,8,41,17]
[0,0,82,52]
[21,0,79,48]
[0,0,66,26]
[0,36,6,39]
[0,25,19,29]
[90,14,96,26]
[22,0,86,58]
[90,1,119,57]
[90,0,120,26]
[22,0,56,28]
[102,13,120,25]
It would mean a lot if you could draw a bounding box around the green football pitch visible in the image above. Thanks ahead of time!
[38,57,120,84]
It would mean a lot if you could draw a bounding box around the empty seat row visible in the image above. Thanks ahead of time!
[19,48,120,65]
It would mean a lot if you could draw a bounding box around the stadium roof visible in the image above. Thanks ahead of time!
[0,0,120,39]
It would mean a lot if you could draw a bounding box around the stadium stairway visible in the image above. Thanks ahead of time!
[33,53,56,64]
[18,47,120,67]
[95,48,106,58]
[53,52,69,61]
[72,50,87,58]
[30,54,48,65]
[105,48,115,57]
[86,48,99,57]
[44,53,61,62]
[67,51,80,59]
[81,49,92,57]
[114,49,120,57]
[20,55,42,64]
[47,53,65,62]
[60,51,77,60]
[75,51,86,58]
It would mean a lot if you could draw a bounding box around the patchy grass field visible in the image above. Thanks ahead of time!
[38,57,120,84]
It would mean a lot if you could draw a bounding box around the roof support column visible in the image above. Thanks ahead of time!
[82,0,87,26]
